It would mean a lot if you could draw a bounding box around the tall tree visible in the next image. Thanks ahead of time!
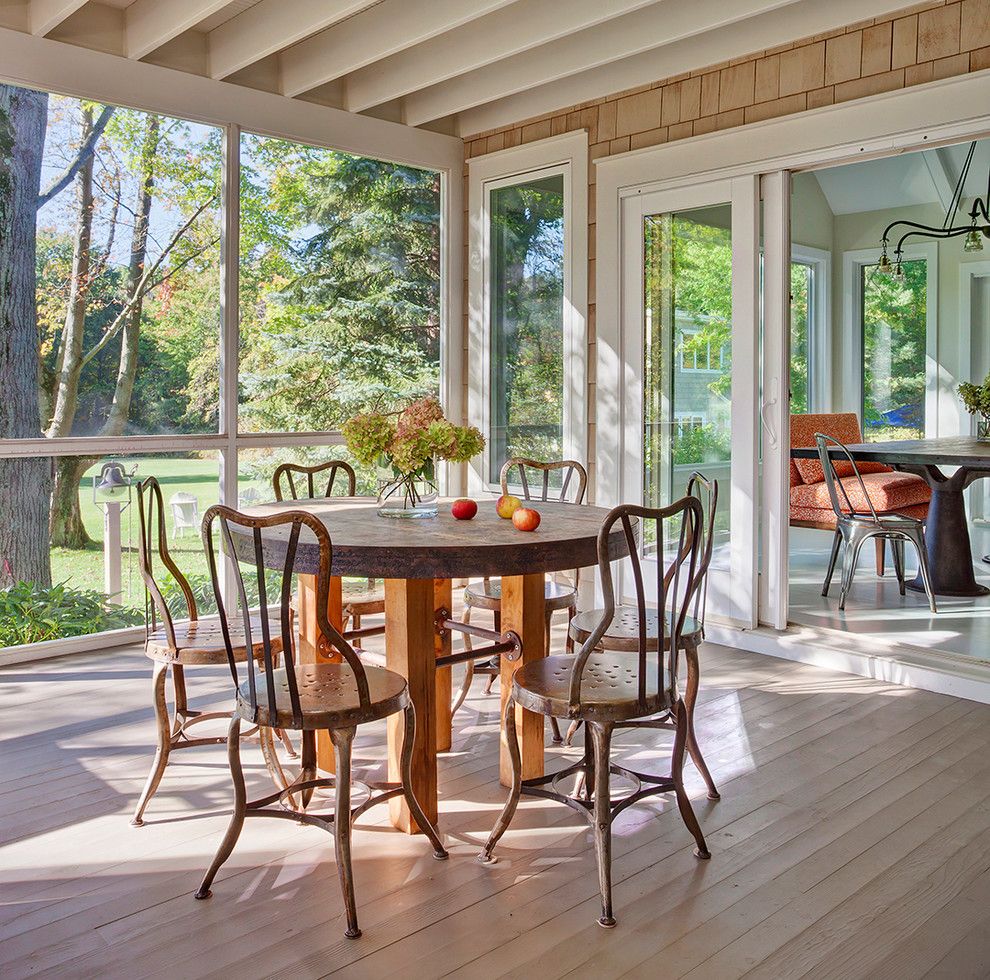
[0,85,52,588]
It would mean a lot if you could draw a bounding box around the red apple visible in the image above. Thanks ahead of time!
[512,507,541,532]
[495,494,522,519]
[451,497,478,520]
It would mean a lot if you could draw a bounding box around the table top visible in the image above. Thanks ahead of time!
[790,435,990,468]
[231,497,631,579]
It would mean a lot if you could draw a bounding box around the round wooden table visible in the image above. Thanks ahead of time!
[236,496,629,834]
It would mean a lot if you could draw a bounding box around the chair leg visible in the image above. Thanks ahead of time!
[483,609,501,696]
[329,725,361,939]
[479,696,522,865]
[171,663,188,735]
[588,721,616,928]
[351,613,362,651]
[822,528,842,597]
[875,537,885,577]
[195,715,247,899]
[682,638,719,801]
[839,531,869,611]
[564,720,583,746]
[545,607,563,744]
[399,703,448,859]
[891,537,906,595]
[299,730,318,810]
[671,697,710,861]
[912,530,938,614]
[132,660,172,827]
[565,605,576,655]
[452,606,475,718]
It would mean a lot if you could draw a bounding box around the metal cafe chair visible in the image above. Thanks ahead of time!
[479,495,710,929]
[815,433,937,613]
[194,505,447,940]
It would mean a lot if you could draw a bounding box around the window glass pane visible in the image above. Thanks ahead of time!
[0,83,221,442]
[238,134,441,433]
[862,259,927,441]
[488,174,565,483]
[0,453,219,646]
[645,207,732,550]
[790,262,812,414]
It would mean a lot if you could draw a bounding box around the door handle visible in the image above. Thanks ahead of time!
[761,377,779,449]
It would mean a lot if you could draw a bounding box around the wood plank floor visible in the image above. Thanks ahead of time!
[3,623,990,979]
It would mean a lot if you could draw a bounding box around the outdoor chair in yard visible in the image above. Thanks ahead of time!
[131,476,291,827]
[454,457,588,743]
[479,495,710,929]
[194,505,447,939]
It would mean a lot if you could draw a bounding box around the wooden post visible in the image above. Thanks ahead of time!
[386,578,438,833]
[498,572,546,786]
[434,578,452,753]
[296,573,343,772]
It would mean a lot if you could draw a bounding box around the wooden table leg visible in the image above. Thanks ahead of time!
[499,573,547,787]
[434,578,452,754]
[297,574,344,772]
[386,578,440,833]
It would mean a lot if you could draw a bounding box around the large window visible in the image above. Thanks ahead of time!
[0,81,445,650]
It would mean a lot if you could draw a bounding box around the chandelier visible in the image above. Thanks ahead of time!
[878,141,990,280]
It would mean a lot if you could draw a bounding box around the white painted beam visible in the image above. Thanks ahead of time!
[280,0,516,99]
[29,0,88,36]
[345,0,658,113]
[125,0,230,61]
[451,0,920,135]
[207,0,379,80]
[922,147,958,214]
[404,0,803,127]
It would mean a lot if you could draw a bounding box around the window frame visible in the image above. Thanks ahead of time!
[790,243,831,413]
[467,132,588,494]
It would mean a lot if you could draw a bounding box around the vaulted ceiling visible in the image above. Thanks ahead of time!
[1,0,920,137]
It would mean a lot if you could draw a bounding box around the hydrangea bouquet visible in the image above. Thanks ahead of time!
[342,397,485,517]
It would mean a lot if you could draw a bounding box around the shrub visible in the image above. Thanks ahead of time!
[0,581,144,646]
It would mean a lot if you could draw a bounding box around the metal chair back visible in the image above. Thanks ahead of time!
[569,495,702,715]
[685,471,719,630]
[201,505,370,729]
[815,433,880,524]
[499,458,588,504]
[137,476,197,650]
[272,460,357,501]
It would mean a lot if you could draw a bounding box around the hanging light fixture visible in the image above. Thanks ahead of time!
[879,141,990,273]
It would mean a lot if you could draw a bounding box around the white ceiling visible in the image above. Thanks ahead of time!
[814,139,990,216]
[1,0,926,137]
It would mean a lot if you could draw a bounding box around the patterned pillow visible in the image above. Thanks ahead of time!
[790,413,891,485]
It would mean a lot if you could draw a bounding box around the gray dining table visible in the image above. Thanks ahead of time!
[791,435,990,598]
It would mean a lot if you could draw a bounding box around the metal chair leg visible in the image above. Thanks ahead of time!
[912,529,938,614]
[588,721,616,928]
[822,528,842,597]
[195,715,247,899]
[839,530,869,610]
[545,606,563,744]
[682,637,719,800]
[329,725,361,939]
[891,537,906,595]
[399,703,448,859]
[671,697,710,860]
[564,719,582,746]
[299,730,317,809]
[479,696,522,865]
[132,660,172,826]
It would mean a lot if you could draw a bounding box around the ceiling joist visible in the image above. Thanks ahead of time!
[279,0,517,99]
[124,0,230,61]
[29,0,88,36]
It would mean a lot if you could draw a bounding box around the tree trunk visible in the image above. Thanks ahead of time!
[0,85,52,588]
[48,456,94,550]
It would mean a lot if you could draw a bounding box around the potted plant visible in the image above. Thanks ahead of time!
[343,397,485,518]
[958,375,990,441]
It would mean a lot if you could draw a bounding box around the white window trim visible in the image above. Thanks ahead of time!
[467,131,588,494]
[790,243,831,413]
[842,243,938,436]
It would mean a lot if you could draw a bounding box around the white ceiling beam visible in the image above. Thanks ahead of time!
[29,0,88,36]
[125,0,230,61]
[922,148,958,213]
[280,0,517,99]
[432,0,918,133]
[345,0,658,113]
[404,0,805,127]
[207,0,380,80]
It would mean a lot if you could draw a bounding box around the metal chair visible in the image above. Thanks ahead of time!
[479,495,710,929]
[131,477,283,827]
[815,433,937,613]
[565,472,720,801]
[194,505,447,940]
[273,460,386,649]
[454,458,588,744]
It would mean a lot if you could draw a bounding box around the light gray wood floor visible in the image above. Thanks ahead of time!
[3,625,990,979]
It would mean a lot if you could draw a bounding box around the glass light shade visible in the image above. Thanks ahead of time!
[877,251,892,274]
[892,262,906,281]
[964,227,984,253]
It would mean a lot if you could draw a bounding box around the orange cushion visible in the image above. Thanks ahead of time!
[791,501,929,529]
[790,470,931,514]
[791,412,891,484]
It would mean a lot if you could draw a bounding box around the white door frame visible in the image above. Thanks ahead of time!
[616,176,761,629]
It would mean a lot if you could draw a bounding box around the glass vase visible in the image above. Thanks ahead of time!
[978,418,990,443]
[376,460,439,518]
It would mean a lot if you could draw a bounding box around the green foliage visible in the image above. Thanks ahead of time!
[0,580,143,646]
[671,424,731,466]
[958,373,990,421]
